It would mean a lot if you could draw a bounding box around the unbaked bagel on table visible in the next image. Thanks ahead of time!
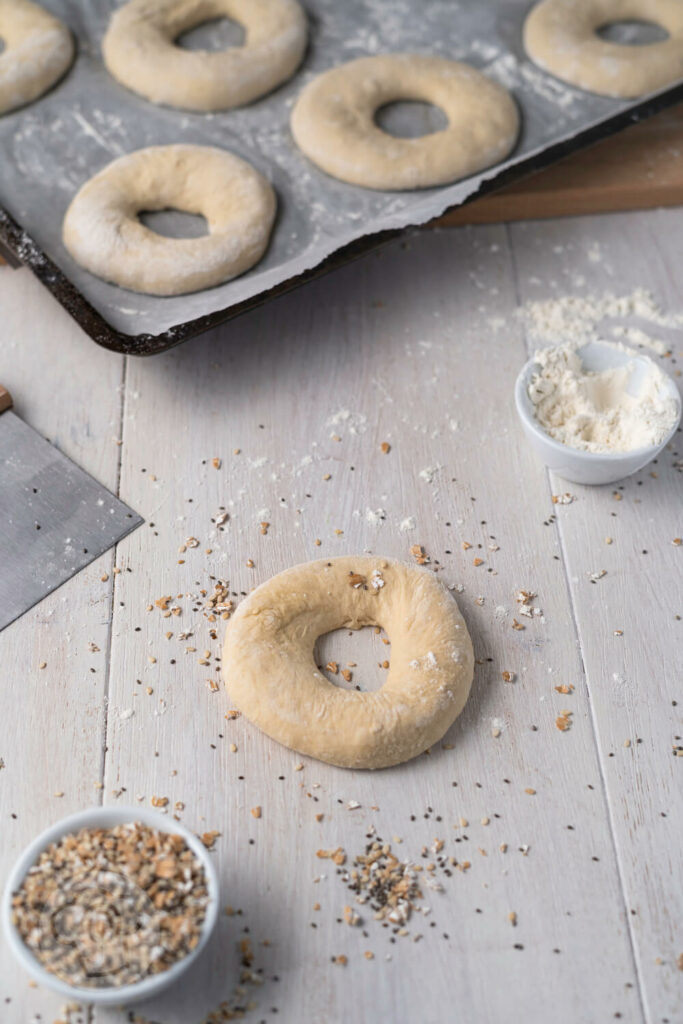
[222,556,475,770]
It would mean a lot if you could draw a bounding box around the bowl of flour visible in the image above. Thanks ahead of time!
[515,340,681,485]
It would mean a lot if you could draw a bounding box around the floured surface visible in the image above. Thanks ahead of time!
[518,284,683,356]
[0,208,682,1022]
[0,0,668,341]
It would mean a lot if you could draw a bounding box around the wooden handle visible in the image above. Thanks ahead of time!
[0,385,13,414]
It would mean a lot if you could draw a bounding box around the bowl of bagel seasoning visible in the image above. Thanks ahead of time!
[515,340,681,485]
[1,806,219,1005]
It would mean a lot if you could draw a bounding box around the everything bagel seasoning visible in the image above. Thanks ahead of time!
[11,821,209,988]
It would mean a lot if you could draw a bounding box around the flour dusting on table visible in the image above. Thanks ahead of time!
[519,287,683,357]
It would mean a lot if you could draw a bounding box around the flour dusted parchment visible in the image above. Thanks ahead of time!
[528,342,680,454]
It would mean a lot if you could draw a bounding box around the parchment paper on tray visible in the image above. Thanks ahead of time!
[0,0,679,353]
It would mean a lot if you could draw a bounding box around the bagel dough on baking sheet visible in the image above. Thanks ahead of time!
[290,53,519,191]
[524,0,683,99]
[62,144,277,296]
[102,0,307,111]
[222,557,475,769]
[0,0,74,116]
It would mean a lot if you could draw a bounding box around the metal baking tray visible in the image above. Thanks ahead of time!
[0,0,681,356]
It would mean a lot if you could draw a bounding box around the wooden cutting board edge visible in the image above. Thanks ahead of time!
[434,102,683,227]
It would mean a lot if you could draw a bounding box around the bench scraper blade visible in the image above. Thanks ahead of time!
[0,386,143,631]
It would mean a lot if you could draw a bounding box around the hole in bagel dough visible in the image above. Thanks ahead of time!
[374,100,449,139]
[0,38,5,55]
[138,209,209,239]
[175,16,246,51]
[314,625,391,693]
[596,20,669,44]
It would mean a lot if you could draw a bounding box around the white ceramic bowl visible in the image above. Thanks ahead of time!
[515,341,682,485]
[1,806,220,1007]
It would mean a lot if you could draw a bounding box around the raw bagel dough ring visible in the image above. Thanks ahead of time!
[62,144,276,297]
[221,557,475,770]
[102,0,307,111]
[524,0,683,99]
[290,54,519,191]
[0,0,74,115]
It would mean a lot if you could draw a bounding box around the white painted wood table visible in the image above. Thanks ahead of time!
[0,206,681,1024]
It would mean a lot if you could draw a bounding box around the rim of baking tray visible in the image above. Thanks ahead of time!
[2,83,683,356]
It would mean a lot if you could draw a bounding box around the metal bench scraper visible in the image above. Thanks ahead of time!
[0,384,143,631]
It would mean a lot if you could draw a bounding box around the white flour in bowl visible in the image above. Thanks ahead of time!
[527,342,679,454]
